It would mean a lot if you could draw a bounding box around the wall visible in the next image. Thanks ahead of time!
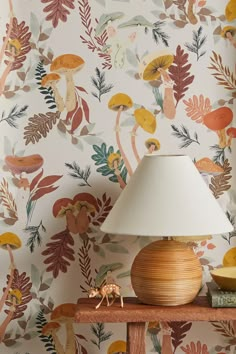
[0,0,235,353]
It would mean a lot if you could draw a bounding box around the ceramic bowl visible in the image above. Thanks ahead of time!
[210,267,236,291]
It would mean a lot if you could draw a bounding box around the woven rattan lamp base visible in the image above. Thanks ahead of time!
[131,240,202,306]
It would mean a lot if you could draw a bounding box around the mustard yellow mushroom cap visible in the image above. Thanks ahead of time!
[0,232,22,250]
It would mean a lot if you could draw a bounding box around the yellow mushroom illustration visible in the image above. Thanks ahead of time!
[225,0,236,22]
[139,51,176,119]
[145,138,160,153]
[132,108,157,163]
[107,152,126,189]
[221,26,236,48]
[108,93,133,176]
[0,232,21,314]
[107,340,127,354]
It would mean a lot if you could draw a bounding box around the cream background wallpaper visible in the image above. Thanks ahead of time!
[0,0,236,353]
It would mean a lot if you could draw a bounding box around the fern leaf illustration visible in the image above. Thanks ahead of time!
[24,111,60,145]
[208,51,236,91]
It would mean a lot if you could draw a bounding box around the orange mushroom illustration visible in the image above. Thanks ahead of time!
[41,73,64,112]
[42,322,64,354]
[4,154,44,225]
[203,107,233,148]
[107,153,126,189]
[225,0,236,22]
[5,154,44,177]
[132,108,157,163]
[108,93,133,176]
[221,26,236,48]
[145,138,161,153]
[226,127,236,147]
[139,51,176,119]
[50,54,85,112]
[51,303,77,354]
[194,157,224,185]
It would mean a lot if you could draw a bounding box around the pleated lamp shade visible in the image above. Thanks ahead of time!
[101,154,233,306]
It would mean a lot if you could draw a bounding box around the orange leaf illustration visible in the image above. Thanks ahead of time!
[183,94,212,123]
[37,175,62,188]
[207,243,216,250]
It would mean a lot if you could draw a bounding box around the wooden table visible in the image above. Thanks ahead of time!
[75,297,236,354]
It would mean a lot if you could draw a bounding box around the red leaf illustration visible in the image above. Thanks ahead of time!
[70,106,83,134]
[37,175,62,188]
[207,243,216,250]
[81,98,90,123]
[168,45,194,106]
[65,99,79,123]
[31,186,58,201]
[41,0,75,28]
[30,169,44,192]
[42,229,75,278]
[76,86,88,94]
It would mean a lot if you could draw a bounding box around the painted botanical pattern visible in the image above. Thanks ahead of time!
[0,0,235,353]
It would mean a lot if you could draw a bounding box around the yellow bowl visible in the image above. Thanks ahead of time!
[210,267,236,291]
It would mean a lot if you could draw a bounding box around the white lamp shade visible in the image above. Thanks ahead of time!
[101,154,233,236]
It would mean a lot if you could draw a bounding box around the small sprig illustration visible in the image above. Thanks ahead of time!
[0,105,28,128]
[150,21,169,46]
[185,26,207,61]
[221,211,236,244]
[65,161,91,187]
[171,124,200,148]
[91,67,113,102]
[24,220,46,253]
[210,145,230,165]
[90,322,113,349]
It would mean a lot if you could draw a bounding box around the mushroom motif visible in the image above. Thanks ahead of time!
[0,287,23,342]
[225,0,236,22]
[53,193,98,234]
[42,322,64,354]
[108,93,133,176]
[5,154,44,176]
[221,26,236,48]
[95,12,124,36]
[131,108,157,163]
[0,232,21,314]
[118,15,153,29]
[203,107,233,148]
[7,38,22,57]
[107,153,126,189]
[73,193,98,234]
[50,54,85,112]
[53,197,76,234]
[194,157,224,186]
[139,51,174,81]
[226,127,236,147]
[139,51,176,119]
[145,138,161,153]
[107,340,127,354]
[5,154,44,225]
[50,303,77,354]
[41,73,64,112]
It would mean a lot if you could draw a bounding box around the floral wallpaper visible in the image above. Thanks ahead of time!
[0,0,236,353]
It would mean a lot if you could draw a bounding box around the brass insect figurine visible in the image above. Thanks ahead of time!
[88,283,124,309]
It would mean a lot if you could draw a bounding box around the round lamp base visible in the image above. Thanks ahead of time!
[131,240,202,306]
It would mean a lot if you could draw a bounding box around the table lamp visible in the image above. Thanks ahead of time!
[100,154,233,306]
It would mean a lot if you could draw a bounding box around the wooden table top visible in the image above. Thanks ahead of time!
[75,297,236,323]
